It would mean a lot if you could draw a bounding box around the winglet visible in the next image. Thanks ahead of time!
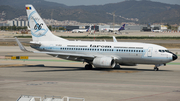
[113,36,118,42]
[15,37,29,52]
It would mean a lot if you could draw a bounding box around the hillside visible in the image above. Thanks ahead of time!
[0,0,67,8]
[0,0,180,24]
[72,0,180,24]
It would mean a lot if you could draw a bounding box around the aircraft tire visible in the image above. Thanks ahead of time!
[113,64,121,69]
[85,64,93,70]
[154,67,159,71]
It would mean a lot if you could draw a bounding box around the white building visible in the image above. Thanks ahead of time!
[6,20,29,27]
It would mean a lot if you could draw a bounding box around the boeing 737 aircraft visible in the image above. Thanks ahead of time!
[16,5,178,71]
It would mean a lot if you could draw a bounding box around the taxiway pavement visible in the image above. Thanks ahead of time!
[0,46,180,101]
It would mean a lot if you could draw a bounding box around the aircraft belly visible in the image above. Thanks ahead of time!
[141,57,169,64]
[119,53,143,63]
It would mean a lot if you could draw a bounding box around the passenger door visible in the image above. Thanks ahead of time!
[147,47,153,57]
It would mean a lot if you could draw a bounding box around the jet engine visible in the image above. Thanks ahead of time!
[93,57,116,68]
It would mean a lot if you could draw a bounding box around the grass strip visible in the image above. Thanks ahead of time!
[167,62,180,65]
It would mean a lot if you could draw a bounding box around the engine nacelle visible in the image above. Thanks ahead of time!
[93,57,116,68]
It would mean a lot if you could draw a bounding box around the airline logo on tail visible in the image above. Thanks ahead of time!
[26,7,32,10]
[118,24,125,31]
[26,5,48,37]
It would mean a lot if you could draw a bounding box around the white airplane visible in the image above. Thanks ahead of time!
[101,24,125,32]
[72,25,91,33]
[16,5,178,71]
[152,29,162,33]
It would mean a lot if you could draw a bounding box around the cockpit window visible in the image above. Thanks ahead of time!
[159,50,172,53]
[165,50,173,54]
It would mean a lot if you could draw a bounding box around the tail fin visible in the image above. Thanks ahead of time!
[118,24,125,31]
[25,4,67,42]
[86,25,91,32]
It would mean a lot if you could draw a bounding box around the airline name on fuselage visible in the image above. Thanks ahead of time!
[90,44,111,48]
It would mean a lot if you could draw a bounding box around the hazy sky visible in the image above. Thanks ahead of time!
[46,0,180,6]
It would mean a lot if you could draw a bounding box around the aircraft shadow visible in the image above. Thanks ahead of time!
[24,65,171,72]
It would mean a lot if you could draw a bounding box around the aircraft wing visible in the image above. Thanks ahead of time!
[34,51,95,59]
[15,37,95,60]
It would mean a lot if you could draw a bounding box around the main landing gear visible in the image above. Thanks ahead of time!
[85,64,93,70]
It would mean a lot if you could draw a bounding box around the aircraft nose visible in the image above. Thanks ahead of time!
[172,54,178,61]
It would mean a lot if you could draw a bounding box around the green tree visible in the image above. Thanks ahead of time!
[59,27,66,30]
[12,26,16,30]
[0,26,3,30]
[48,26,52,31]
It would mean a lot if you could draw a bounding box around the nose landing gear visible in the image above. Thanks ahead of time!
[154,64,166,71]
[154,67,159,71]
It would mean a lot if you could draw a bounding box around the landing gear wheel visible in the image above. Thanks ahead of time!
[85,64,93,70]
[113,64,121,69]
[154,67,159,71]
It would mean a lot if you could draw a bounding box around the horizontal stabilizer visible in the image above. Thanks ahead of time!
[15,37,31,52]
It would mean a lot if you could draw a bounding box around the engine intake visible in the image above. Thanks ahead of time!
[93,57,116,68]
